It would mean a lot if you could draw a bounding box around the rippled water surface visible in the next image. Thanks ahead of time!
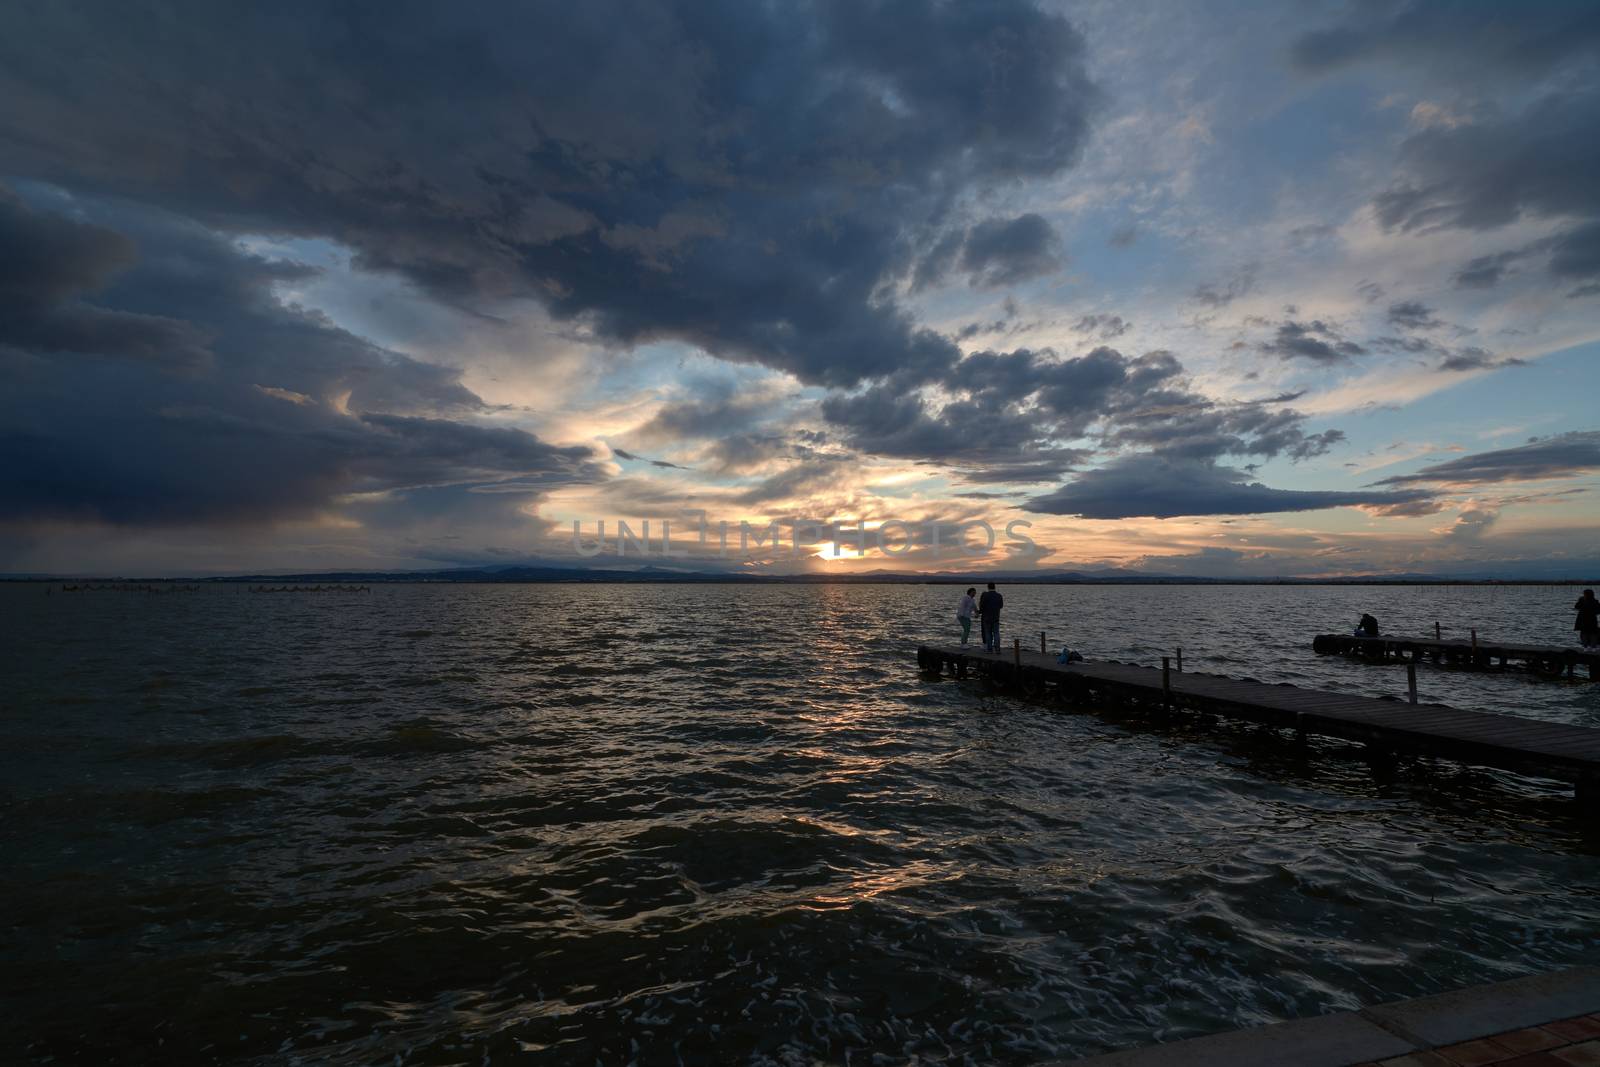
[3,582,1599,1064]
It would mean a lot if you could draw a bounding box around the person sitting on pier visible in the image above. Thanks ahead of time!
[1356,613,1380,638]
[956,587,977,646]
[978,582,1003,653]
[1576,589,1599,650]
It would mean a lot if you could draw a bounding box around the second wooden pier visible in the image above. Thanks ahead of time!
[918,644,1600,811]
[1313,632,1599,680]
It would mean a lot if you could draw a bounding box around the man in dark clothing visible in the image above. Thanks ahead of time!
[978,582,1003,653]
[1575,589,1599,649]
[1358,613,1380,638]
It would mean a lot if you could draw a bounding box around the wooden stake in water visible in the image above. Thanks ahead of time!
[1407,662,1418,705]
[1162,656,1172,710]
[1471,628,1478,652]
[1176,647,1183,672]
[1435,620,1442,640]
[1013,638,1021,668]
[1040,631,1046,654]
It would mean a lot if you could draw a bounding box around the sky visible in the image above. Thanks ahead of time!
[1,0,1598,579]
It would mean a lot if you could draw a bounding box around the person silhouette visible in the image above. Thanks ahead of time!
[1575,589,1599,650]
[956,587,977,646]
[978,582,1004,653]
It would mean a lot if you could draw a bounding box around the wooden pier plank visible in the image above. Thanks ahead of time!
[919,645,1600,789]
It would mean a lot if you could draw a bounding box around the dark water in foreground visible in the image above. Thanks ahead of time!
[3,582,1598,1064]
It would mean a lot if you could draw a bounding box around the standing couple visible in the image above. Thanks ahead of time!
[957,582,1003,653]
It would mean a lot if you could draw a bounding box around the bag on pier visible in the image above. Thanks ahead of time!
[1056,647,1084,664]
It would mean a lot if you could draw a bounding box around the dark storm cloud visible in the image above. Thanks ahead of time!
[1386,301,1440,330]
[0,187,212,368]
[1369,86,1600,293]
[1373,89,1600,234]
[821,378,1054,468]
[915,213,1064,292]
[1291,2,1600,77]
[823,346,1346,485]
[1025,455,1434,520]
[1451,249,1529,289]
[949,456,1090,484]
[0,190,601,526]
[1374,431,1600,486]
[0,0,1096,389]
[1102,391,1345,463]
[1549,220,1600,283]
[958,213,1062,289]
[631,391,771,445]
[1260,320,1365,363]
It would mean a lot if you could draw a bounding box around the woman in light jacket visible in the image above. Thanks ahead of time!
[957,588,977,646]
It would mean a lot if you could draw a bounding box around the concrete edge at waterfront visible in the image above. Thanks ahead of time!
[1059,966,1600,1066]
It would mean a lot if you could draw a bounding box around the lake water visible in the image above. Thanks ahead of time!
[3,582,1598,1064]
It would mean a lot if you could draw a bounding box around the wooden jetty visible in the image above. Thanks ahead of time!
[1313,633,1599,680]
[917,644,1600,810]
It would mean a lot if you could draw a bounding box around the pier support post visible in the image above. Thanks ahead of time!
[1162,656,1172,712]
[1435,620,1442,640]
[1407,662,1418,705]
[1040,631,1046,654]
[1013,638,1021,669]
[1176,648,1183,672]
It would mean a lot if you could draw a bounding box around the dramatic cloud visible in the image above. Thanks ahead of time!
[1291,3,1600,78]
[1072,313,1131,339]
[958,213,1063,288]
[1025,455,1435,520]
[610,448,687,470]
[1370,86,1600,294]
[1260,320,1365,363]
[0,0,1097,389]
[824,344,1347,490]
[1437,348,1524,373]
[0,188,601,526]
[1437,503,1498,542]
[0,187,212,368]
[1549,220,1600,286]
[2,2,1594,577]
[1299,4,1600,304]
[1374,431,1600,487]
[630,390,776,446]
[1452,249,1530,289]
[1372,87,1600,234]
[1386,301,1441,330]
